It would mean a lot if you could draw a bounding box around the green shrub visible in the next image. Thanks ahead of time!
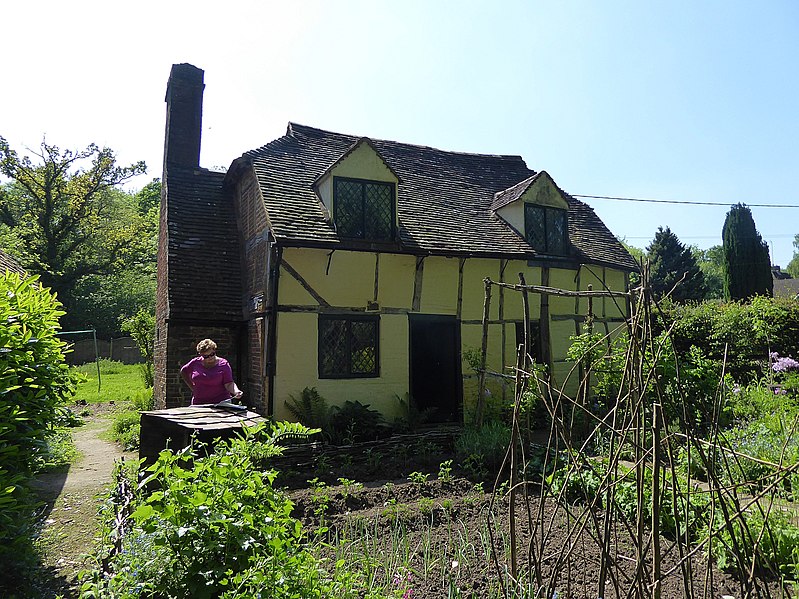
[111,410,142,451]
[665,296,799,382]
[80,422,360,598]
[455,420,511,479]
[130,389,154,411]
[0,272,77,591]
[329,400,389,444]
[285,386,331,432]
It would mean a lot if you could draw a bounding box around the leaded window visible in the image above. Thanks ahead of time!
[524,204,568,255]
[333,177,395,240]
[319,315,379,378]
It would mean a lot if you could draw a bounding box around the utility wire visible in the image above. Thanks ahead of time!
[572,194,799,209]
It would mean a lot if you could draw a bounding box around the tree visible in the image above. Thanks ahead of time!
[786,233,799,278]
[645,226,705,302]
[0,137,149,332]
[721,203,773,300]
[692,244,724,300]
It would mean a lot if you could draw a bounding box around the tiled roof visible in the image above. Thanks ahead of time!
[237,124,636,271]
[0,248,26,277]
[491,172,545,211]
[774,278,799,299]
[164,165,243,320]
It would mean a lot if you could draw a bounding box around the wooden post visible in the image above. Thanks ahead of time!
[475,278,492,428]
[652,401,662,599]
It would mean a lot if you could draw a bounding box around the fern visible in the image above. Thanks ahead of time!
[285,387,331,431]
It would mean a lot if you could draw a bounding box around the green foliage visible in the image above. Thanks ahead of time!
[329,400,389,445]
[0,137,151,336]
[111,411,143,451]
[438,459,454,482]
[722,203,773,301]
[0,271,77,591]
[120,308,155,387]
[568,329,726,431]
[693,244,725,300]
[646,226,706,301]
[408,471,430,485]
[82,422,358,598]
[665,296,799,381]
[455,421,511,479]
[392,392,436,432]
[285,386,331,432]
[786,233,799,278]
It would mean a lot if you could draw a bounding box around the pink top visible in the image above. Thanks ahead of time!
[180,356,233,405]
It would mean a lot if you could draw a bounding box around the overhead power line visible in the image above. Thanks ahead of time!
[572,194,799,209]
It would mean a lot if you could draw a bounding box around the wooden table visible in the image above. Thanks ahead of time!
[139,405,266,465]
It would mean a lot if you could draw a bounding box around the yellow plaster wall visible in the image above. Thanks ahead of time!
[500,261,542,320]
[273,312,409,421]
[461,259,501,320]
[548,268,578,315]
[420,256,460,314]
[550,319,578,362]
[378,253,416,309]
[273,247,629,423]
[282,248,376,309]
[278,264,318,306]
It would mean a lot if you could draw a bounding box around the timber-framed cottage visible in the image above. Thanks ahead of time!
[154,63,636,422]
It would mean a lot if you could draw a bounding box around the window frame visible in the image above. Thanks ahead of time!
[332,176,396,241]
[318,314,380,379]
[524,203,569,255]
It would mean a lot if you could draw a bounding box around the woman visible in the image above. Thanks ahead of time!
[180,339,243,405]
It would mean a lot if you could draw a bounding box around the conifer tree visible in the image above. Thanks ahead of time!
[721,203,773,300]
[646,226,706,301]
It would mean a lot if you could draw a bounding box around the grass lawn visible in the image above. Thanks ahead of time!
[72,360,150,405]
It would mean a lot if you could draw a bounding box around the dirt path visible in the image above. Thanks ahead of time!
[31,407,135,598]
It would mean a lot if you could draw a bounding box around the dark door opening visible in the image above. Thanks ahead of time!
[409,314,461,423]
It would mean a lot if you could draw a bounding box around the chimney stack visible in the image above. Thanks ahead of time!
[163,63,205,169]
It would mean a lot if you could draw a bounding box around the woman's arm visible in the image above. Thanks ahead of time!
[224,381,243,399]
[180,362,195,390]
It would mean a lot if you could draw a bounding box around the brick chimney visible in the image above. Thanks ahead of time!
[163,63,204,168]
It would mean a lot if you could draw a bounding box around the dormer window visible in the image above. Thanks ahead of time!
[525,204,567,255]
[334,176,395,240]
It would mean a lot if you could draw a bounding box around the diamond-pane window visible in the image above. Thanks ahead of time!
[319,315,379,378]
[525,204,568,255]
[334,177,395,241]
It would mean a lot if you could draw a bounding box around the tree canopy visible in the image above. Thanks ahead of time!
[786,233,799,278]
[0,137,155,335]
[645,226,706,302]
[721,203,773,300]
[692,245,724,300]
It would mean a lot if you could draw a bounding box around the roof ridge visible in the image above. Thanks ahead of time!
[288,122,528,162]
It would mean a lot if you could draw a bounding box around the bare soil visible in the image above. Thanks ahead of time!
[287,476,794,599]
[24,409,794,599]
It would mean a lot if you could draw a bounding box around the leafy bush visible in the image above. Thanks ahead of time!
[329,400,390,445]
[285,386,331,432]
[455,420,511,479]
[664,296,799,381]
[567,329,725,431]
[120,308,155,388]
[111,410,142,451]
[0,272,77,590]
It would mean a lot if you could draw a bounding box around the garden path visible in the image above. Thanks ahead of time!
[31,403,134,599]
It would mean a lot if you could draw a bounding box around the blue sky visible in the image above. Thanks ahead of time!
[3,1,798,266]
